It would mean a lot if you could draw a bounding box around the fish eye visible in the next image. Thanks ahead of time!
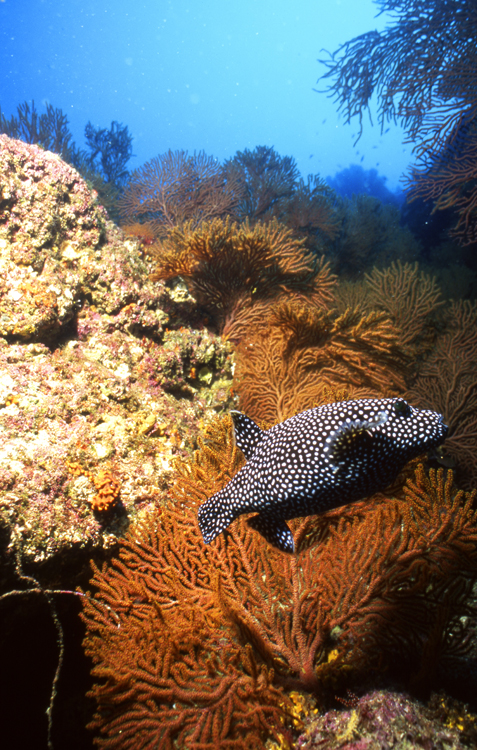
[393,399,411,417]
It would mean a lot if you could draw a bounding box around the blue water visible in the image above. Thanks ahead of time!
[0,0,410,192]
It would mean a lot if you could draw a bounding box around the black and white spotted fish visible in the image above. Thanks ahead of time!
[198,398,448,553]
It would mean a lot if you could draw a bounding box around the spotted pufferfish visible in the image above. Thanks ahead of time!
[198,397,448,553]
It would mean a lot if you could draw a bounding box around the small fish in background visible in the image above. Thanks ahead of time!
[198,398,448,553]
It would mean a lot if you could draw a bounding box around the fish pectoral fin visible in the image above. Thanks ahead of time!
[247,513,295,553]
[323,411,389,467]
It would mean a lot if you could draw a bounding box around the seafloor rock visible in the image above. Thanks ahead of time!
[295,689,477,750]
[0,136,235,569]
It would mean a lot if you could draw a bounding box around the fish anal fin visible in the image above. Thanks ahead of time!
[247,513,295,553]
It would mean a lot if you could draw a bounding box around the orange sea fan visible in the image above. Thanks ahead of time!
[150,217,336,343]
[364,261,444,352]
[81,414,477,749]
[234,299,408,424]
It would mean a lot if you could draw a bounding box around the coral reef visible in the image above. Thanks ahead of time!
[1,133,477,749]
[0,103,134,222]
[0,306,233,564]
[150,217,336,342]
[296,689,477,749]
[81,414,477,748]
[0,135,105,341]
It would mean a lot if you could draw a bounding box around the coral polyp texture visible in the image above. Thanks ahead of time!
[0,137,235,564]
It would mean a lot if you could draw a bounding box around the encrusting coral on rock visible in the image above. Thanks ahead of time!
[295,689,477,749]
[0,136,235,565]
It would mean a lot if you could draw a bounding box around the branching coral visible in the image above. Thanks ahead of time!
[150,217,336,342]
[223,147,340,245]
[119,150,243,236]
[283,174,340,243]
[319,0,477,244]
[406,117,477,245]
[364,261,444,352]
[223,145,300,223]
[234,299,409,424]
[81,415,477,749]
[320,1,477,142]
[407,300,477,487]
[0,100,73,157]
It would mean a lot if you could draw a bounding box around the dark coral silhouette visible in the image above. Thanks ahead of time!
[119,149,243,236]
[408,299,477,488]
[320,0,477,245]
[223,145,300,223]
[0,99,73,157]
[0,100,134,221]
[324,194,421,278]
[224,146,340,243]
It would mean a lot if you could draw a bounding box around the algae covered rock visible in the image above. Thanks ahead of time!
[0,137,234,568]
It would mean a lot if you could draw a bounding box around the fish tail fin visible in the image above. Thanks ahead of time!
[198,490,236,545]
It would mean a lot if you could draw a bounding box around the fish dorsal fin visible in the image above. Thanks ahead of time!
[230,411,265,460]
[323,411,389,468]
